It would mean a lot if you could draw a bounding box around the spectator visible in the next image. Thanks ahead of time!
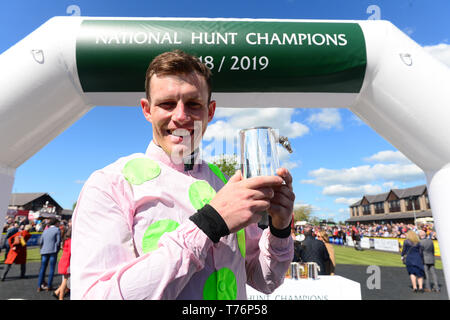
[18,216,29,229]
[1,225,32,281]
[317,230,335,275]
[2,217,14,233]
[299,226,330,275]
[351,226,362,251]
[2,223,19,261]
[332,228,338,242]
[54,222,72,300]
[37,218,61,292]
[419,230,440,292]
[35,220,43,232]
[292,230,304,263]
[337,228,344,244]
[401,230,425,293]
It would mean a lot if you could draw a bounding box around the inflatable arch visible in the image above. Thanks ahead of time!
[1,17,449,294]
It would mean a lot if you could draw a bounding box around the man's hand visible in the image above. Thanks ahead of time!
[268,168,295,230]
[209,170,283,233]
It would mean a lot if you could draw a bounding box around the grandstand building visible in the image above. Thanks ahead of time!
[6,192,72,221]
[346,185,432,225]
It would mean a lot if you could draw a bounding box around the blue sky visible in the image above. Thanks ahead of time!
[1,0,449,222]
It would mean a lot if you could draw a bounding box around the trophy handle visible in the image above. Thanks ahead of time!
[278,135,293,153]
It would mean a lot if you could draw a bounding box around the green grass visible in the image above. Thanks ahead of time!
[1,247,62,264]
[333,244,443,269]
[3,245,442,271]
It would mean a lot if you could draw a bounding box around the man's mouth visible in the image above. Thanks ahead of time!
[167,129,193,142]
[168,129,192,137]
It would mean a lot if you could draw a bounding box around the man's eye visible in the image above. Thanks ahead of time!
[187,102,202,109]
[159,102,176,109]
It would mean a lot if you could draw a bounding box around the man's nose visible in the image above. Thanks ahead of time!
[172,101,190,123]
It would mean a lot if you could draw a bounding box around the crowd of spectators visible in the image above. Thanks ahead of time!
[5,215,436,245]
[2,215,71,256]
[353,222,436,240]
[2,215,72,299]
[2,216,59,234]
[294,221,437,244]
[2,215,71,235]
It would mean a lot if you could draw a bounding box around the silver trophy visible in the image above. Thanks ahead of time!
[306,262,320,280]
[239,126,293,228]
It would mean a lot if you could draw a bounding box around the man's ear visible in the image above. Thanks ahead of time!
[141,98,152,123]
[208,100,216,123]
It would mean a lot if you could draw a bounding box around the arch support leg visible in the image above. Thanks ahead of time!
[0,165,16,228]
[426,165,450,297]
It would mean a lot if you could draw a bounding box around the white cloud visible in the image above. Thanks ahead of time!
[203,119,239,142]
[335,197,360,206]
[280,160,300,170]
[335,198,350,205]
[302,163,424,187]
[294,202,312,210]
[323,184,383,197]
[424,43,450,68]
[206,107,309,141]
[203,107,308,158]
[403,27,415,36]
[364,150,411,164]
[307,109,342,130]
[301,150,426,220]
[382,181,398,189]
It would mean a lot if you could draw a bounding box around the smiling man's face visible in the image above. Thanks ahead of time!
[141,72,216,160]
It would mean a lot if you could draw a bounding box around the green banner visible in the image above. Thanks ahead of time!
[76,20,367,93]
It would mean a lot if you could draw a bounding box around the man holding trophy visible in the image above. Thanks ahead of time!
[71,50,295,300]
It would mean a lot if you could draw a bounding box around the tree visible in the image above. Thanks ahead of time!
[309,216,320,226]
[211,154,240,178]
[293,205,313,223]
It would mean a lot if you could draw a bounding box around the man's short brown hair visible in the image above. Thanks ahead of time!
[145,50,212,102]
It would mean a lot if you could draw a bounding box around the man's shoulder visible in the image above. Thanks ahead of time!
[103,153,148,171]
[86,153,148,181]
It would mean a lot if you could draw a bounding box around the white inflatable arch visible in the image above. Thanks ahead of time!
[1,17,449,294]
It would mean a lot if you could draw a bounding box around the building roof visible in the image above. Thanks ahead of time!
[391,185,427,198]
[8,193,63,211]
[9,193,47,206]
[349,199,362,207]
[350,192,389,207]
[349,185,427,207]
[346,210,432,223]
[366,192,390,203]
[61,209,73,216]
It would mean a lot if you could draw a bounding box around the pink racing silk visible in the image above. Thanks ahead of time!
[71,141,293,300]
